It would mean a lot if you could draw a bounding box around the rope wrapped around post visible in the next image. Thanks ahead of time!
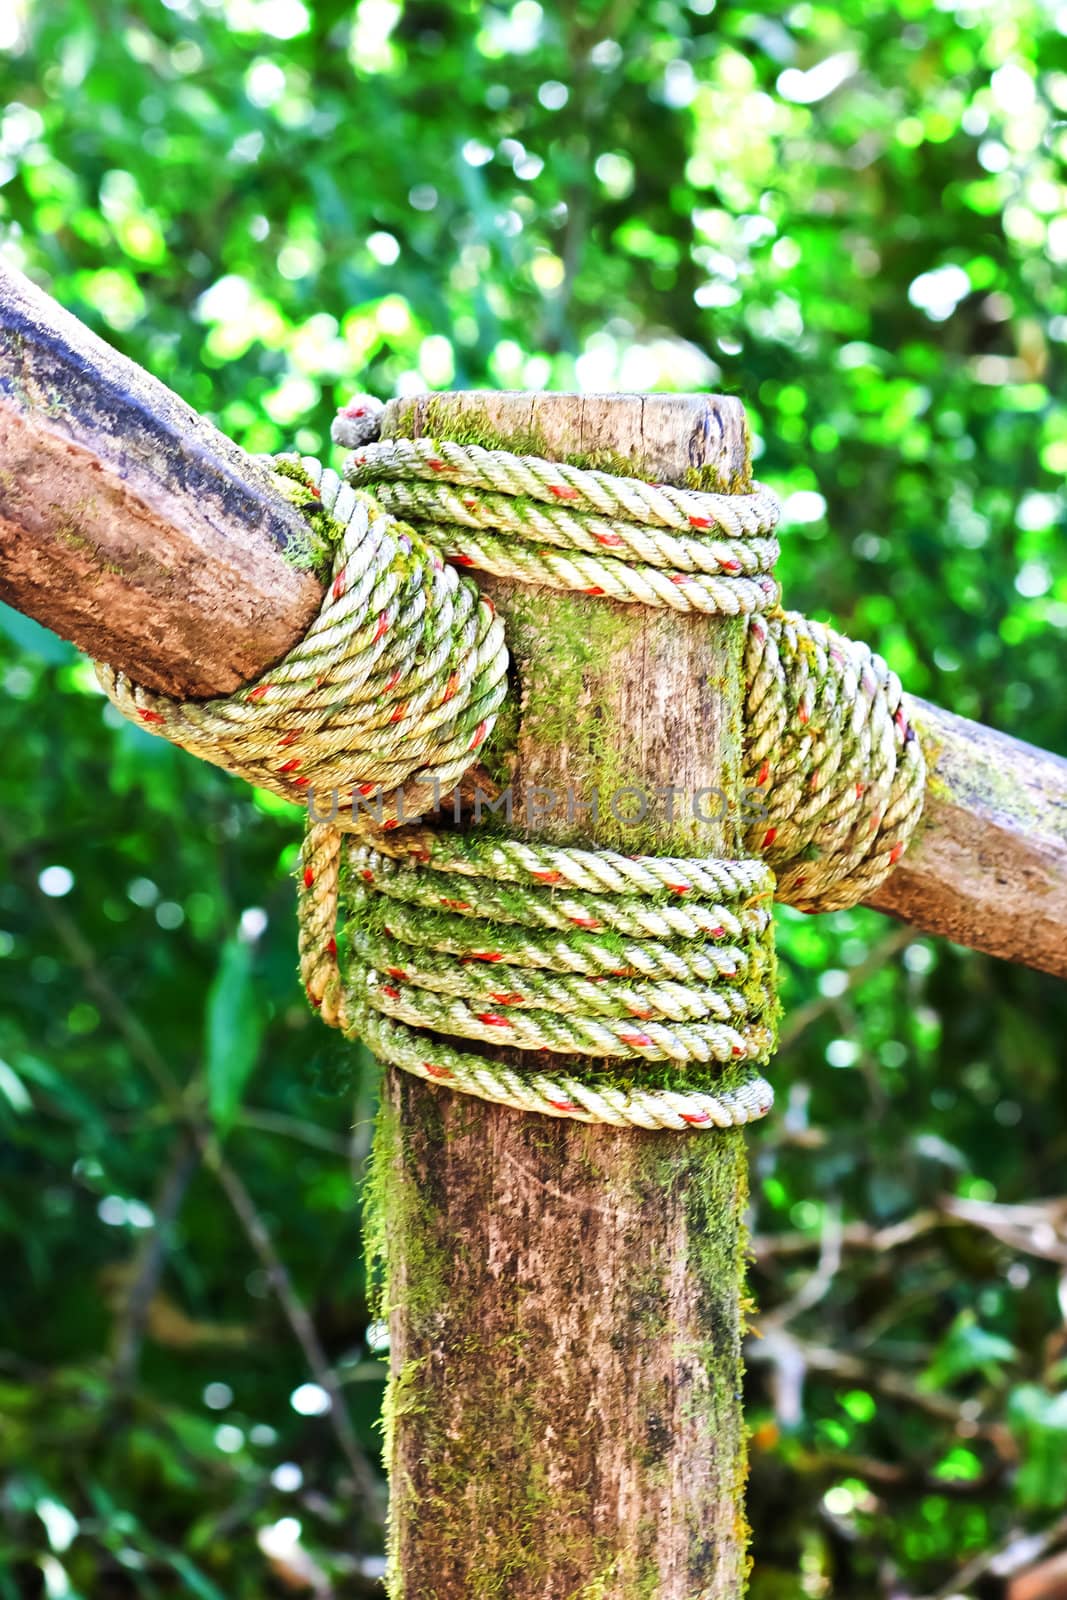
[97,397,925,1131]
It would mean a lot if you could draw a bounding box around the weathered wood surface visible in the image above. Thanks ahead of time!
[871,696,1067,977]
[0,264,1064,968]
[0,259,320,697]
[381,391,753,1598]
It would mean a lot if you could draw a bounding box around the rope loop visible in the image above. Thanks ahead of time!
[742,613,925,912]
[300,822,776,1131]
[97,459,510,827]
[345,436,782,615]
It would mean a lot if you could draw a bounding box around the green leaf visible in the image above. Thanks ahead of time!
[204,937,265,1131]
[1009,1386,1067,1509]
[0,1058,31,1116]
[164,1553,230,1600]
[919,1311,1017,1392]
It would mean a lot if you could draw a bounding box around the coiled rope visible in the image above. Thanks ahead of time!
[98,399,925,1132]
[344,436,781,616]
[743,612,924,913]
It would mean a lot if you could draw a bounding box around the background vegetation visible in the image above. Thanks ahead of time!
[1,0,1066,1594]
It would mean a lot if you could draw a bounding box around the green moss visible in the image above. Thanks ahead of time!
[572,1569,614,1600]
[486,585,659,850]
[685,1134,753,1582]
[363,1094,448,1329]
[381,1356,428,1475]
[387,400,628,471]
[386,400,750,484]
[565,1548,662,1600]
[55,524,91,554]
[363,1095,453,1599]
[477,684,522,789]
[272,455,348,576]
[683,463,753,495]
[387,399,553,462]
[509,589,632,732]
[43,502,133,582]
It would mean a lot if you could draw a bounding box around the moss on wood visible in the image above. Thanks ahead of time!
[373,392,757,1600]
[376,1075,753,1599]
[272,456,348,576]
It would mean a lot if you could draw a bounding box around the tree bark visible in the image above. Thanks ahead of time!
[377,392,753,1599]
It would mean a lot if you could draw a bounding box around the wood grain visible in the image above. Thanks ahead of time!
[381,391,754,1599]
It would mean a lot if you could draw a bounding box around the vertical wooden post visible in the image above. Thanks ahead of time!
[375,393,757,1599]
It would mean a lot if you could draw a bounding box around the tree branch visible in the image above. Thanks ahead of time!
[110,1130,201,1388]
[0,260,321,697]
[921,1509,1067,1600]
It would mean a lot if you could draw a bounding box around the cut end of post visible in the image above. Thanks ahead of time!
[382,390,751,489]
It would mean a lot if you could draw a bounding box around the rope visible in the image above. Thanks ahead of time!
[743,613,925,913]
[97,398,925,1132]
[306,826,776,1131]
[345,436,781,615]
[98,464,510,827]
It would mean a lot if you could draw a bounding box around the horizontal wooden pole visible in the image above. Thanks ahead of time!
[870,696,1067,976]
[0,261,321,698]
[1,261,1064,976]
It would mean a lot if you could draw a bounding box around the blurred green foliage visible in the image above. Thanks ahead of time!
[1,0,1066,1595]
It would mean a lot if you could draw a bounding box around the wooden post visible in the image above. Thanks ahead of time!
[376,393,755,1599]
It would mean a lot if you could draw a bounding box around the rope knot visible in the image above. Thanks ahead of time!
[97,396,925,1131]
